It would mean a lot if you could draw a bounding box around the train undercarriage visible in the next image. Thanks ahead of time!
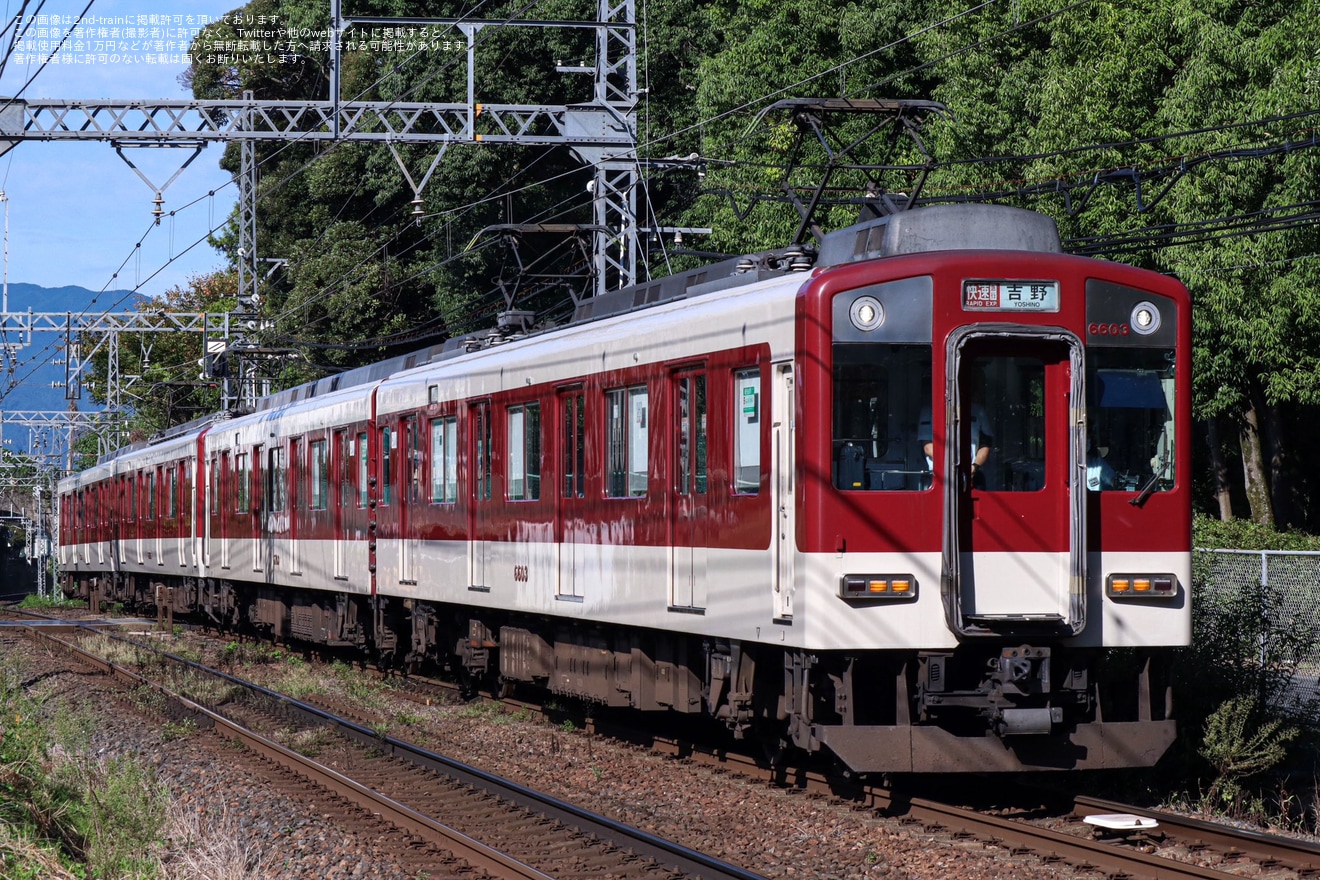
[66,570,1176,774]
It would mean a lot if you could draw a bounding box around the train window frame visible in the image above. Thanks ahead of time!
[209,457,219,515]
[1085,348,1177,493]
[147,469,157,520]
[733,367,761,495]
[429,415,458,504]
[357,432,369,508]
[309,439,329,510]
[379,426,393,507]
[167,466,178,519]
[235,452,249,514]
[268,446,287,513]
[507,402,542,502]
[832,343,932,492]
[560,388,585,499]
[403,417,422,505]
[606,385,649,499]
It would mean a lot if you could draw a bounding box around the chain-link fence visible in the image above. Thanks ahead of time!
[1195,548,1320,719]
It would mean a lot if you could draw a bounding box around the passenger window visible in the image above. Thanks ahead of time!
[507,403,541,501]
[733,369,761,495]
[561,391,585,498]
[606,386,648,498]
[309,440,328,510]
[268,447,287,512]
[357,433,369,508]
[429,417,458,503]
[380,427,392,507]
[235,453,249,513]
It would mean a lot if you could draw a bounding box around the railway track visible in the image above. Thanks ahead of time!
[11,609,1320,880]
[21,621,769,880]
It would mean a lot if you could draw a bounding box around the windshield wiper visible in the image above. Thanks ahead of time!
[1129,452,1169,508]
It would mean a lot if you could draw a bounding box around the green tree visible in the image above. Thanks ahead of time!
[83,271,235,440]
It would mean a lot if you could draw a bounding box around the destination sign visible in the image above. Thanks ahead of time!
[962,280,1060,312]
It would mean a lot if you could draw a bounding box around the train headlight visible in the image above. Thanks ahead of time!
[841,574,917,600]
[1130,301,1161,335]
[1106,573,1178,598]
[849,296,884,332]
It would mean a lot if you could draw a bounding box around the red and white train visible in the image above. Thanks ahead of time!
[58,204,1190,773]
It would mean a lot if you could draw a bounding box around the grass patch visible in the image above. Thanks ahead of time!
[15,594,85,612]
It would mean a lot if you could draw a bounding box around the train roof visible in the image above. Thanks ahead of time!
[244,204,1063,414]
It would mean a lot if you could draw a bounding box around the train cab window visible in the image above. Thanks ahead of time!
[430,417,458,504]
[1087,349,1176,492]
[832,344,931,491]
[733,369,761,494]
[210,457,219,515]
[147,470,157,520]
[606,386,648,498]
[507,403,542,501]
[235,452,249,513]
[309,440,328,510]
[167,467,178,518]
[268,447,287,512]
[126,475,136,522]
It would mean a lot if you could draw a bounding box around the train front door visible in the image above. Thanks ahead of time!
[670,368,708,609]
[946,328,1086,636]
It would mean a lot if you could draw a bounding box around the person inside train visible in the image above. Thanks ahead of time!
[917,397,992,489]
[1086,426,1117,491]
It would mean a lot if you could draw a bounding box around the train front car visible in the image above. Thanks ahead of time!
[797,205,1190,773]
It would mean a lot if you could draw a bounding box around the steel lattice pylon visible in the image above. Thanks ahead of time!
[0,0,641,419]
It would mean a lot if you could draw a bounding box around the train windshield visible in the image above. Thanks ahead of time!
[832,343,932,491]
[1086,349,1176,492]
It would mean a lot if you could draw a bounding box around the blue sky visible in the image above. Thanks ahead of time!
[0,0,245,300]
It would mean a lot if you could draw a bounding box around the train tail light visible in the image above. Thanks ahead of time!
[841,574,917,600]
[1106,574,1178,598]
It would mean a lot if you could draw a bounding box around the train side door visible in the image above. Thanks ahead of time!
[947,330,1085,635]
[251,445,264,576]
[467,401,492,588]
[333,430,349,580]
[288,438,301,576]
[772,362,796,619]
[152,467,163,565]
[204,456,215,569]
[399,416,420,585]
[218,454,230,569]
[670,368,708,609]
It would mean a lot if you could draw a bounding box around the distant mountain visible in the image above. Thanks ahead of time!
[1,283,144,448]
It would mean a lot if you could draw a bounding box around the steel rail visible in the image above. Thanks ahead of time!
[904,796,1256,880]
[28,627,555,880]
[1074,794,1320,874]
[44,624,771,880]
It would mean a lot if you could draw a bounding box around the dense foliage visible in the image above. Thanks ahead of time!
[79,0,1320,526]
